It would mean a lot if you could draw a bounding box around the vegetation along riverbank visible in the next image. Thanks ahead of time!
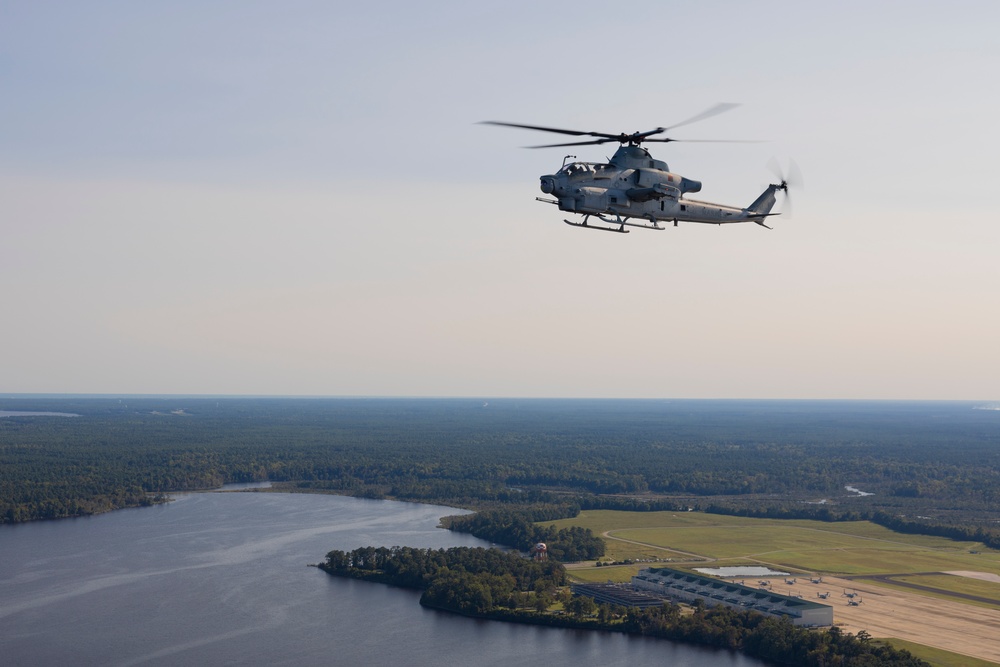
[318,545,929,666]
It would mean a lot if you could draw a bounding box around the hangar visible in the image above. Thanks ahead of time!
[630,567,833,627]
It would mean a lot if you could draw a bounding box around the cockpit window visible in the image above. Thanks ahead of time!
[559,162,599,177]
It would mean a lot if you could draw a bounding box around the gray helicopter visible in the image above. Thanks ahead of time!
[484,104,797,234]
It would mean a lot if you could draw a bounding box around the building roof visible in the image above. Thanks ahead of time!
[635,567,832,614]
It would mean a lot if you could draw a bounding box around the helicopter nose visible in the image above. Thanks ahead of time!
[539,176,556,194]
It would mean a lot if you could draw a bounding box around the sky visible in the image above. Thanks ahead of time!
[2,1,999,400]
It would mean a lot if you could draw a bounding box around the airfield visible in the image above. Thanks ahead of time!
[547,510,1000,665]
[803,573,1000,663]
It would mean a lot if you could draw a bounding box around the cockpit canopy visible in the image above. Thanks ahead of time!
[558,162,601,177]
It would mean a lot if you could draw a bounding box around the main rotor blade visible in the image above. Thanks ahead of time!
[527,136,763,148]
[525,139,614,148]
[643,138,765,143]
[663,102,740,131]
[479,121,619,140]
[482,104,747,148]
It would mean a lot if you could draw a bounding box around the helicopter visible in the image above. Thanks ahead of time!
[483,104,797,234]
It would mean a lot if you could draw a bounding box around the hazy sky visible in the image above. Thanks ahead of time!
[2,1,999,399]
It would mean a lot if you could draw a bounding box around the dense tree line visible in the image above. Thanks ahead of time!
[2,398,998,549]
[869,510,1000,550]
[319,545,565,615]
[320,545,927,666]
[443,508,604,561]
[623,605,928,666]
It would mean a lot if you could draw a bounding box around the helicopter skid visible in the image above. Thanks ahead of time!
[564,213,664,233]
[564,219,629,233]
[617,217,664,231]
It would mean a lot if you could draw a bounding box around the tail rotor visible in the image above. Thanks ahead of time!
[766,157,803,218]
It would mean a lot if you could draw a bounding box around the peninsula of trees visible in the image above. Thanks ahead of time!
[319,545,928,666]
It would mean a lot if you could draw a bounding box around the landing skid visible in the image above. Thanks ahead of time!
[564,214,664,233]
[564,218,628,233]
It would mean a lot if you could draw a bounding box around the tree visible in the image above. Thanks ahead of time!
[566,595,597,617]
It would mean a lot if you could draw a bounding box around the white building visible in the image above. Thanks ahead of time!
[631,567,833,627]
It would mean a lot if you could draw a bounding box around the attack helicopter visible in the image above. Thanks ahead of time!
[483,104,797,234]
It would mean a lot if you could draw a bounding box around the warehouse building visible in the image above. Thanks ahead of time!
[630,567,833,627]
[570,582,671,609]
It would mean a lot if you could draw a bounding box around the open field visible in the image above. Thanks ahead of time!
[546,510,1000,577]
[894,573,1000,601]
[885,638,1000,667]
[546,510,1000,664]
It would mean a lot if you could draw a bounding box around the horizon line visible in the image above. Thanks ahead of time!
[1,393,996,404]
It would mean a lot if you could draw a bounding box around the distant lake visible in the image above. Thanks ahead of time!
[0,492,763,666]
[0,410,79,417]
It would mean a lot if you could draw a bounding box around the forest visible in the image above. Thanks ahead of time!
[5,396,989,665]
[441,508,605,561]
[2,397,998,550]
[319,545,929,666]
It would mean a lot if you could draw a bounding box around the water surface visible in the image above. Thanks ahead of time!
[0,492,763,666]
[0,410,79,417]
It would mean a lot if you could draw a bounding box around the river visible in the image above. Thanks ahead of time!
[0,491,764,666]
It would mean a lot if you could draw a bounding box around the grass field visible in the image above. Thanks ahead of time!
[566,563,643,583]
[883,638,1000,667]
[895,573,1000,599]
[544,510,1000,583]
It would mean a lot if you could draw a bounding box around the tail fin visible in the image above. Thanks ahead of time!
[745,183,782,216]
